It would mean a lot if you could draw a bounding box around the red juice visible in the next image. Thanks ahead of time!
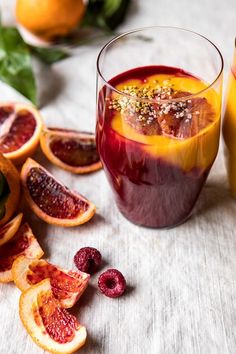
[96,66,220,228]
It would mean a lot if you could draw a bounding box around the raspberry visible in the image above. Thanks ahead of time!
[98,269,126,298]
[74,247,102,274]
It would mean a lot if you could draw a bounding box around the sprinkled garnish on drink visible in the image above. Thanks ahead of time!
[107,78,214,138]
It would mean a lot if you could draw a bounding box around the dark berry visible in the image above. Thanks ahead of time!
[98,269,126,298]
[74,247,102,274]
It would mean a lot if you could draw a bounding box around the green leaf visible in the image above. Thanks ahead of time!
[29,46,69,64]
[0,25,37,104]
[83,0,131,31]
[0,172,10,220]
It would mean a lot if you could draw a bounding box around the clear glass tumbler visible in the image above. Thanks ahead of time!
[223,40,236,197]
[96,26,223,228]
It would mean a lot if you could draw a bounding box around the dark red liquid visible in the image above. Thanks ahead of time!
[96,66,215,228]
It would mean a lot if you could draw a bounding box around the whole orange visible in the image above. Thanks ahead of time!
[16,0,86,40]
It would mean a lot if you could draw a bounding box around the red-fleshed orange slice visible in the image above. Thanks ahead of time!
[21,158,96,227]
[0,102,43,165]
[0,213,23,246]
[13,256,90,308]
[0,223,44,283]
[40,128,102,174]
[19,279,87,354]
[0,153,20,226]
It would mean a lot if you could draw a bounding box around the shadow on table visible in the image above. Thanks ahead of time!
[192,174,234,220]
[36,61,65,108]
[76,334,102,354]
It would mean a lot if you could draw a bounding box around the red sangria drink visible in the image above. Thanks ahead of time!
[96,27,223,228]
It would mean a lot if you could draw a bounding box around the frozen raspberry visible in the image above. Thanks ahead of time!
[74,247,102,274]
[98,269,126,298]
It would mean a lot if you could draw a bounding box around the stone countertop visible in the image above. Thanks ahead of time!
[1,0,236,353]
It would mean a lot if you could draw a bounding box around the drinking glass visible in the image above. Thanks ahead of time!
[96,26,223,228]
[223,40,236,197]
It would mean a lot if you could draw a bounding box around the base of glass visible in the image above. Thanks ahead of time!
[118,206,193,230]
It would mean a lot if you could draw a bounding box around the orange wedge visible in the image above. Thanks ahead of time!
[13,256,90,308]
[0,213,23,246]
[0,153,20,226]
[0,102,43,165]
[0,223,44,283]
[19,279,87,354]
[40,128,102,174]
[21,158,96,227]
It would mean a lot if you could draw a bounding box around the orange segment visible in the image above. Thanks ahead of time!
[0,102,43,165]
[13,256,90,308]
[21,158,96,227]
[40,128,102,174]
[19,279,87,353]
[0,213,23,246]
[0,153,20,226]
[0,223,44,283]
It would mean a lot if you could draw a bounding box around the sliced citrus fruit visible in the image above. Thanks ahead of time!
[40,128,102,174]
[19,279,87,353]
[0,223,44,283]
[0,153,20,226]
[0,102,43,165]
[13,256,90,308]
[0,213,23,246]
[21,158,96,227]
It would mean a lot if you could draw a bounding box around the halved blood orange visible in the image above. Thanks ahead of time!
[0,223,44,283]
[0,213,23,246]
[0,153,20,226]
[0,102,43,165]
[40,128,102,174]
[19,279,87,354]
[21,158,96,227]
[13,256,90,308]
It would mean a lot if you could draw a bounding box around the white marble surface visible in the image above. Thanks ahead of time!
[1,1,236,353]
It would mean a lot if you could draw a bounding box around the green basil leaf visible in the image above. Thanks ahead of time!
[0,25,37,104]
[0,172,10,220]
[83,0,131,31]
[29,46,69,64]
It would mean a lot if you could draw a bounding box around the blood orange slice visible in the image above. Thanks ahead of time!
[0,153,20,226]
[13,256,90,308]
[40,128,102,174]
[0,223,44,283]
[21,158,96,227]
[19,279,87,354]
[0,103,43,165]
[0,213,23,246]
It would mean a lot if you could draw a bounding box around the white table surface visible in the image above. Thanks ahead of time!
[1,1,236,353]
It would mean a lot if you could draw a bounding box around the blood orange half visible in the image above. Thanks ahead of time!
[40,128,102,174]
[0,102,43,165]
[13,256,90,308]
[19,279,87,354]
[21,158,96,227]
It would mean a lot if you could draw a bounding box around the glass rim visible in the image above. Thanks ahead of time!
[96,25,224,104]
